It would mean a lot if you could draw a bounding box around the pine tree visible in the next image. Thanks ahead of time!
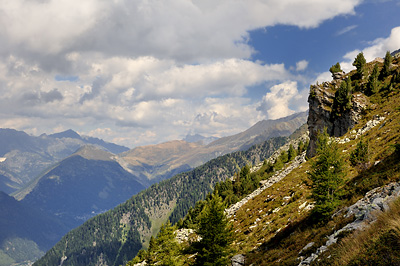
[309,129,346,221]
[273,156,284,171]
[350,137,369,170]
[380,51,393,79]
[288,144,297,161]
[366,63,380,95]
[332,77,352,116]
[145,222,182,266]
[353,52,367,79]
[279,150,289,163]
[193,194,234,266]
[239,165,250,179]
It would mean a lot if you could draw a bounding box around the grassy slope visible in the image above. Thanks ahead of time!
[229,58,400,265]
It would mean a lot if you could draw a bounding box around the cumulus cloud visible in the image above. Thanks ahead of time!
[0,0,364,147]
[0,0,361,64]
[296,60,309,71]
[257,81,300,120]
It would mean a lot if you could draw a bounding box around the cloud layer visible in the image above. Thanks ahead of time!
[0,0,364,147]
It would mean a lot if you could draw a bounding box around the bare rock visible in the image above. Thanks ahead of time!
[306,83,368,158]
[231,254,245,266]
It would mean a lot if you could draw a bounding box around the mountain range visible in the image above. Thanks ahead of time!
[118,111,308,185]
[0,128,129,194]
[0,111,307,265]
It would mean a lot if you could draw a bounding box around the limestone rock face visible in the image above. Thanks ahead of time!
[306,79,368,158]
[306,83,334,158]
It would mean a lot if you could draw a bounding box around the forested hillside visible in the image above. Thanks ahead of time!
[129,51,400,266]
[0,192,69,266]
[34,136,289,266]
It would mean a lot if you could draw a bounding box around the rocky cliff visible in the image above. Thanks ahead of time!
[306,72,368,158]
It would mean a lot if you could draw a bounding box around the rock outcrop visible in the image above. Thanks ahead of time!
[306,77,368,158]
[298,182,400,265]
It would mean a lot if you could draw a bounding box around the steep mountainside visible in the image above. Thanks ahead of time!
[227,54,400,265]
[0,129,129,194]
[119,111,307,184]
[125,52,400,266]
[0,191,69,266]
[33,136,289,266]
[14,145,146,229]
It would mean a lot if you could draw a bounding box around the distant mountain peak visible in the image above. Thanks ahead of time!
[49,129,82,140]
[183,134,218,145]
[73,145,114,161]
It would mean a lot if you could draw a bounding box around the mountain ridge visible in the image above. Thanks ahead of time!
[0,129,130,194]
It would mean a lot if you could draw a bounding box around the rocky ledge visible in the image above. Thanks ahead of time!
[298,181,400,265]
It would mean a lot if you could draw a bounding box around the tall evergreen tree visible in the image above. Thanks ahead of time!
[309,129,346,221]
[353,52,367,79]
[350,137,369,170]
[288,144,297,161]
[193,194,234,266]
[366,63,380,95]
[135,222,182,266]
[381,51,393,79]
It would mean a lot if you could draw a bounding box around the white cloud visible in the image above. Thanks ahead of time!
[338,26,400,73]
[0,0,364,147]
[314,71,333,84]
[336,25,358,36]
[296,60,309,71]
[257,81,299,120]
[0,0,362,64]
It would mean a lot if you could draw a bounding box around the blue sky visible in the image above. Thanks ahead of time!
[0,0,399,148]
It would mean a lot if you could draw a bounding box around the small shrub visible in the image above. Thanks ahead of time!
[329,62,342,74]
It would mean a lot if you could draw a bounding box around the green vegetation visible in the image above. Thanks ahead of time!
[366,63,380,95]
[127,195,234,266]
[288,144,297,161]
[380,51,393,79]
[127,139,308,265]
[127,221,182,266]
[332,77,352,116]
[309,129,345,221]
[329,62,342,74]
[353,52,366,79]
[350,137,369,169]
[192,194,234,266]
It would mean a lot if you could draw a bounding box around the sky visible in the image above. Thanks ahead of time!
[0,0,400,148]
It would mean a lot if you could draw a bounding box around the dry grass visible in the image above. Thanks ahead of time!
[319,198,400,266]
